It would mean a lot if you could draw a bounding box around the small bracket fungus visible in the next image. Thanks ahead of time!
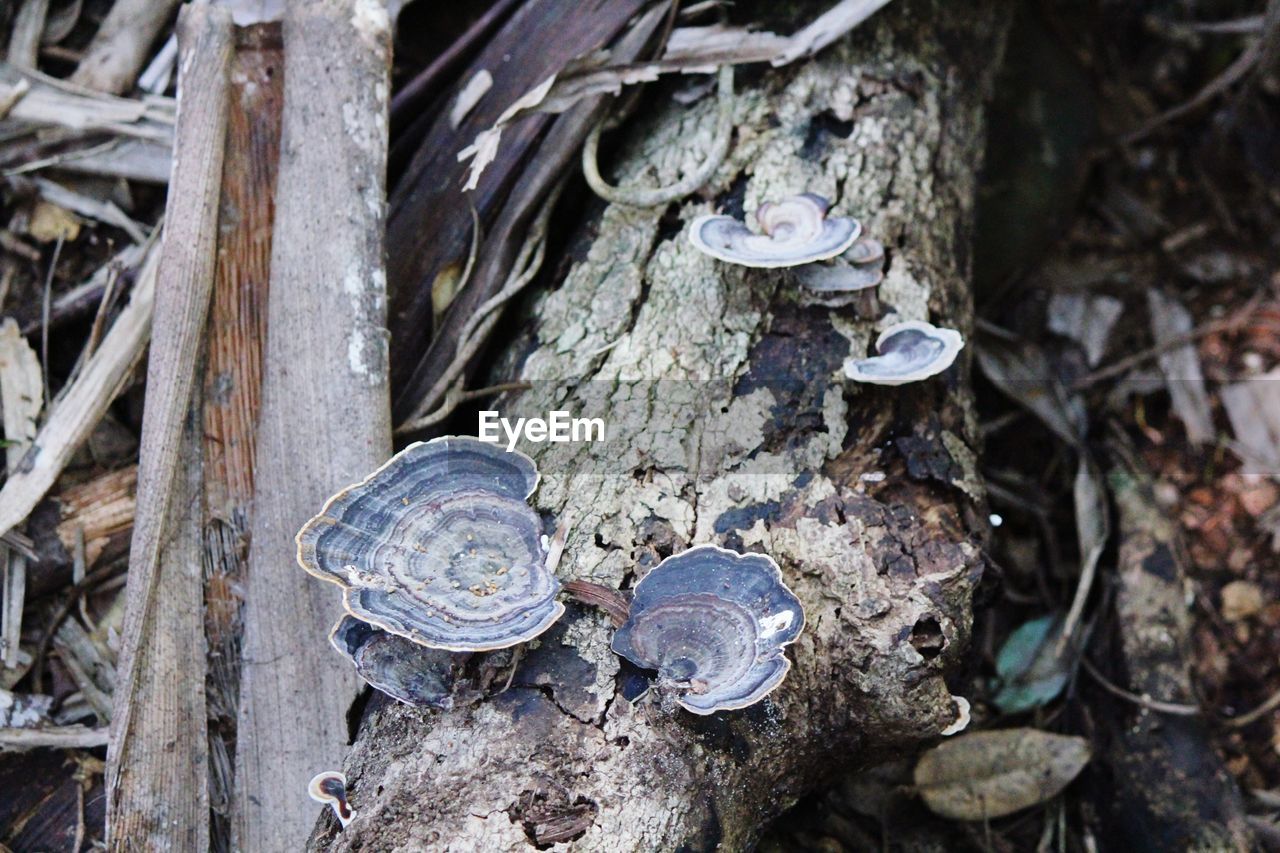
[941,695,971,736]
[308,771,355,827]
[843,320,965,385]
[794,236,886,307]
[610,544,805,715]
[689,193,860,268]
[297,436,564,652]
[330,615,457,709]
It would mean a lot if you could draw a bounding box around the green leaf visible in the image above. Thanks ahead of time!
[993,613,1071,713]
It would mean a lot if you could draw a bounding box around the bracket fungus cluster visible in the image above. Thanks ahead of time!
[298,439,809,716]
[844,320,965,385]
[296,437,564,704]
[689,193,860,268]
[611,545,805,715]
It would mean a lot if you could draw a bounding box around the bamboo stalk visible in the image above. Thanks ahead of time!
[201,21,283,848]
[105,6,233,849]
[232,1,392,847]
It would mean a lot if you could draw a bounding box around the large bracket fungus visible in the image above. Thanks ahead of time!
[329,615,458,709]
[689,193,860,268]
[843,320,965,385]
[296,436,564,654]
[610,545,805,715]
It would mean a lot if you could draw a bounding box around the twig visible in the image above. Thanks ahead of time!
[40,232,62,411]
[0,724,109,751]
[107,5,231,847]
[1220,684,1280,729]
[31,561,121,689]
[1181,15,1265,34]
[33,176,148,244]
[0,78,31,119]
[564,580,630,628]
[0,317,41,671]
[6,0,51,69]
[393,382,533,436]
[583,65,733,207]
[1071,293,1263,389]
[1121,40,1262,144]
[70,0,183,95]
[1081,655,1201,716]
[0,232,159,543]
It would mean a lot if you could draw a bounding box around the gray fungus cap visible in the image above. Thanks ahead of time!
[689,193,860,269]
[297,436,563,652]
[843,320,965,385]
[611,544,805,715]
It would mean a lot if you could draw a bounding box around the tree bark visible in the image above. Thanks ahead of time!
[316,1,1004,848]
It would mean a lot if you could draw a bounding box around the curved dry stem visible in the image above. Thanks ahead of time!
[582,65,733,208]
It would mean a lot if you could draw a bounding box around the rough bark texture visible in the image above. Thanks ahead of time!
[316,1,1001,849]
[232,0,392,849]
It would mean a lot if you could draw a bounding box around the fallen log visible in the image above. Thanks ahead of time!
[1092,440,1253,851]
[314,0,1004,848]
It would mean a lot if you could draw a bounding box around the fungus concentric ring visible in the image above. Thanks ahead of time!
[610,544,805,715]
[843,320,965,385]
[296,436,564,652]
[689,194,860,269]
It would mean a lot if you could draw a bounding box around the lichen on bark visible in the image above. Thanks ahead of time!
[313,2,1004,849]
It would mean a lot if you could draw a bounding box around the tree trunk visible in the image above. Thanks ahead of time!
[315,1,1005,848]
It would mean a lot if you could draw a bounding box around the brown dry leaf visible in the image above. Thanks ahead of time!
[914,728,1091,821]
[1220,580,1264,622]
[27,200,81,243]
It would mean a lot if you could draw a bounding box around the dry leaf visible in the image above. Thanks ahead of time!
[1221,367,1280,478]
[1046,292,1123,367]
[1220,580,1263,622]
[27,199,82,243]
[0,319,43,460]
[914,728,1091,820]
[1147,288,1214,446]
